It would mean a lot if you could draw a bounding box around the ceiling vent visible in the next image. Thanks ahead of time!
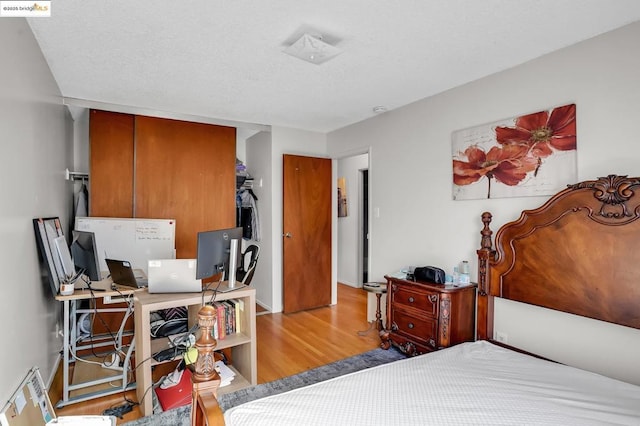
[283,33,342,65]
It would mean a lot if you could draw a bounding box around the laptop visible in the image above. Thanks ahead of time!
[105,258,148,288]
[147,259,202,293]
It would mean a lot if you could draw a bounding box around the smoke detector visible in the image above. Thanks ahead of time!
[283,33,342,65]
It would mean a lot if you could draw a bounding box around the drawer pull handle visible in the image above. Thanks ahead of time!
[408,323,414,329]
[408,296,415,303]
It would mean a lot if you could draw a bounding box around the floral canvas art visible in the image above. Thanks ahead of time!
[452,104,577,200]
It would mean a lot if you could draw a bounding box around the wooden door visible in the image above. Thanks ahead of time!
[134,116,236,258]
[89,110,135,217]
[283,154,332,313]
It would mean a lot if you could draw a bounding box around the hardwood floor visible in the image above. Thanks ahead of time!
[257,283,380,383]
[49,283,380,423]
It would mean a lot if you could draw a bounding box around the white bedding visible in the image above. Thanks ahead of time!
[224,341,640,425]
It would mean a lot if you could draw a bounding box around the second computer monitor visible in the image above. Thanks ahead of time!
[196,227,242,280]
[71,230,101,282]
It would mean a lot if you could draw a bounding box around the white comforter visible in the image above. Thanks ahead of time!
[224,340,640,425]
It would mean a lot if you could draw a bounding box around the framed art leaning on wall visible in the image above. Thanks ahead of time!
[33,217,66,296]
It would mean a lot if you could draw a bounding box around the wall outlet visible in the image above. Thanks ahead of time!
[495,331,508,343]
[55,323,62,339]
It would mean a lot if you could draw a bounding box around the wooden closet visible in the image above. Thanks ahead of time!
[89,109,236,259]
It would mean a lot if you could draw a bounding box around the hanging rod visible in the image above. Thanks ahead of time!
[65,168,89,181]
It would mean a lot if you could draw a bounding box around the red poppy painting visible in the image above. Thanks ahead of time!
[452,104,577,200]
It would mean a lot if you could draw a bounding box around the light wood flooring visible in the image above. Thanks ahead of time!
[49,283,381,423]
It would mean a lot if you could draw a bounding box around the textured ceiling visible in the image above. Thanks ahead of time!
[28,1,640,133]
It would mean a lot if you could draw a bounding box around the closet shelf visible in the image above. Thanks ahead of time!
[65,168,89,181]
[236,175,254,190]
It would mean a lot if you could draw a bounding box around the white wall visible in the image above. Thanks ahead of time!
[72,108,89,173]
[337,153,368,287]
[327,22,640,384]
[0,19,72,400]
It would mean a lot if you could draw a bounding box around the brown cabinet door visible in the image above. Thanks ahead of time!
[89,110,135,217]
[133,115,236,258]
[90,111,236,259]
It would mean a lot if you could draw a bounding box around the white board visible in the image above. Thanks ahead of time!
[74,217,176,275]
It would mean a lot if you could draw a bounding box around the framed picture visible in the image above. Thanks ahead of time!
[452,103,577,200]
[337,177,348,217]
[33,217,65,296]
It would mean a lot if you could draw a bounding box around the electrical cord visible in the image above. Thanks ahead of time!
[202,276,223,306]
[67,278,118,365]
[105,281,204,411]
[70,278,135,385]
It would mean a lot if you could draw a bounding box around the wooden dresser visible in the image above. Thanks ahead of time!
[380,276,476,356]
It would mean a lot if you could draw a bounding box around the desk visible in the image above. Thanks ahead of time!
[55,282,139,408]
[134,285,257,417]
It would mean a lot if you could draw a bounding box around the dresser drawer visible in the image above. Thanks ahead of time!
[390,307,438,349]
[391,285,439,317]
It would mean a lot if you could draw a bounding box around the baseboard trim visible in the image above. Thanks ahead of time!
[337,281,360,288]
[48,352,61,388]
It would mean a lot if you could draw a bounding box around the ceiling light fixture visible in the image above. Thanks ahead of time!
[283,33,342,65]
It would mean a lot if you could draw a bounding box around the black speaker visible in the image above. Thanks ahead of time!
[413,266,445,284]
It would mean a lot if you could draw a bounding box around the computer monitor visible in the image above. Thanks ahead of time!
[196,227,242,280]
[71,230,101,281]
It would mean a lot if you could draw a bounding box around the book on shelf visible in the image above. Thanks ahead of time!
[211,315,219,339]
[222,300,235,335]
[213,302,226,340]
[235,300,242,333]
[209,298,243,340]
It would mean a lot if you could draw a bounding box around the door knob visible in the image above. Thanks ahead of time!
[284,232,292,238]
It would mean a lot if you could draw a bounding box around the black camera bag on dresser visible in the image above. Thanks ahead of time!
[413,266,446,284]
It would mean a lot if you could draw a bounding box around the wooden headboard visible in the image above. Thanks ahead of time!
[477,174,640,341]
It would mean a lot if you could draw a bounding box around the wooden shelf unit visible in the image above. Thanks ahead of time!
[134,286,256,417]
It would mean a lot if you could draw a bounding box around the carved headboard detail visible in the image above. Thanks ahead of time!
[477,175,640,340]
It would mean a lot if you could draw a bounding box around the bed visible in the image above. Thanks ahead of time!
[194,174,640,425]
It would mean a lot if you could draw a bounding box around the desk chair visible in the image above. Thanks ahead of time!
[236,244,260,285]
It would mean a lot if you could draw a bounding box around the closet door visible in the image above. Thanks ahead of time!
[134,116,236,258]
[89,110,135,217]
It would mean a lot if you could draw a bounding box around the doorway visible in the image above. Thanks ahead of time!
[361,169,369,283]
[337,152,370,288]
